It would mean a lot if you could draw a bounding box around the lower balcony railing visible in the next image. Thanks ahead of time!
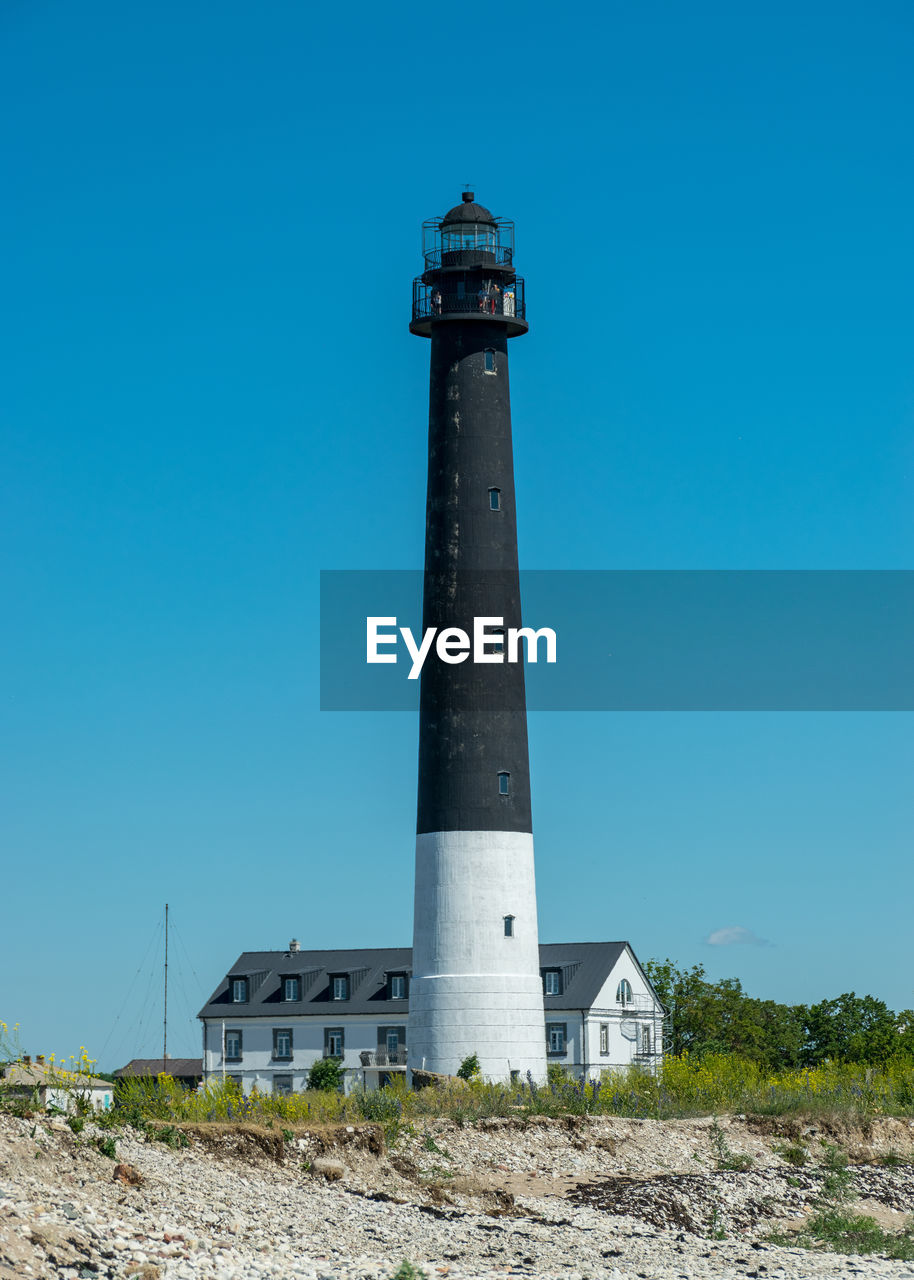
[412,277,525,324]
[359,1048,408,1068]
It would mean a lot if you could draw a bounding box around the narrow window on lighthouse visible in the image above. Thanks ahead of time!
[498,771,510,795]
[504,915,515,937]
[484,348,496,373]
[484,627,505,656]
[489,487,501,510]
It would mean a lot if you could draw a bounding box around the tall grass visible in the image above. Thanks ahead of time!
[109,1054,914,1130]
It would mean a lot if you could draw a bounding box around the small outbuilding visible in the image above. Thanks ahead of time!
[1,1056,113,1113]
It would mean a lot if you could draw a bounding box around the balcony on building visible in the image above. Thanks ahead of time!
[358,1047,408,1069]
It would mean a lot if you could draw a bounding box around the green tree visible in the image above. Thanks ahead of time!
[456,1053,480,1080]
[307,1057,344,1091]
[644,958,805,1067]
[803,994,901,1065]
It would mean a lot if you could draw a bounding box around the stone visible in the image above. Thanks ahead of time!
[113,1163,145,1187]
[311,1159,346,1181]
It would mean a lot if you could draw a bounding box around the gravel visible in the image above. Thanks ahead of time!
[2,1109,913,1280]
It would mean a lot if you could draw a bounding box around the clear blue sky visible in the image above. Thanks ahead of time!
[2,0,912,1068]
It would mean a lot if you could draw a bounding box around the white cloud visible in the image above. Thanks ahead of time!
[705,925,772,947]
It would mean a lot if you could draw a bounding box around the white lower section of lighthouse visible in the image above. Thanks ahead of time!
[409,830,547,1081]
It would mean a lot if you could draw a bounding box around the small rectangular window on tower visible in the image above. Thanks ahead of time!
[498,771,510,795]
[489,487,501,511]
[504,915,515,937]
[484,348,496,373]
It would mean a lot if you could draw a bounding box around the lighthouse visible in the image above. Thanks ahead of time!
[407,192,547,1081]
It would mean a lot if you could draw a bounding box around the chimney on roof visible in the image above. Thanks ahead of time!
[36,1055,45,1065]
[23,1055,31,1065]
[289,938,300,952]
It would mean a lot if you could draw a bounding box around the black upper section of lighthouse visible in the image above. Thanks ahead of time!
[413,193,532,835]
[410,190,528,339]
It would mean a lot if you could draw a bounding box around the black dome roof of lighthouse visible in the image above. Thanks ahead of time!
[441,191,496,224]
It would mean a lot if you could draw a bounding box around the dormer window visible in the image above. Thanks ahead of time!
[282,976,301,1002]
[389,973,407,1000]
[543,969,562,997]
[331,974,350,1001]
[231,977,248,1003]
[616,979,633,1005]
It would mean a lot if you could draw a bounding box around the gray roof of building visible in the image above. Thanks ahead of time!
[197,942,658,1019]
[114,1058,203,1079]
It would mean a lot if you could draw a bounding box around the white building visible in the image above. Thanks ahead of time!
[1,1058,114,1112]
[198,941,664,1094]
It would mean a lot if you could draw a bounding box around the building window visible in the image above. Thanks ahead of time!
[282,976,301,1002]
[273,1075,293,1096]
[546,1023,567,1055]
[331,974,350,1001]
[504,915,515,937]
[616,979,633,1006]
[389,973,407,999]
[484,348,496,373]
[489,486,501,511]
[231,977,247,1003]
[543,969,563,997]
[498,771,510,795]
[324,1027,344,1058]
[510,1069,520,1083]
[273,1028,293,1060]
[225,1029,243,1061]
[641,1025,652,1055]
[377,1026,405,1064]
[599,1023,609,1056]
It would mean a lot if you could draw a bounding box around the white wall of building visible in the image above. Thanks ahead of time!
[201,1015,407,1095]
[545,949,664,1077]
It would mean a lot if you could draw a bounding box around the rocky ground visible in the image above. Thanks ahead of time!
[2,1108,913,1280]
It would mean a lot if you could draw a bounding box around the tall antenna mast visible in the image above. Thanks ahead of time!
[163,903,169,1066]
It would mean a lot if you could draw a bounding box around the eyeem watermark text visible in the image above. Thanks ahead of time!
[367,616,558,679]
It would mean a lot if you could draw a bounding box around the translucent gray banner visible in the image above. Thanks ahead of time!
[319,571,914,711]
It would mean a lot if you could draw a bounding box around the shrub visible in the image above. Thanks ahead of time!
[773,1141,808,1166]
[307,1057,344,1092]
[456,1054,480,1081]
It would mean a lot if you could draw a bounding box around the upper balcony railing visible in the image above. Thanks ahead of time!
[422,217,515,270]
[412,276,526,324]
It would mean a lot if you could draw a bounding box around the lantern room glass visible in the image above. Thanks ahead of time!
[440,221,497,253]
